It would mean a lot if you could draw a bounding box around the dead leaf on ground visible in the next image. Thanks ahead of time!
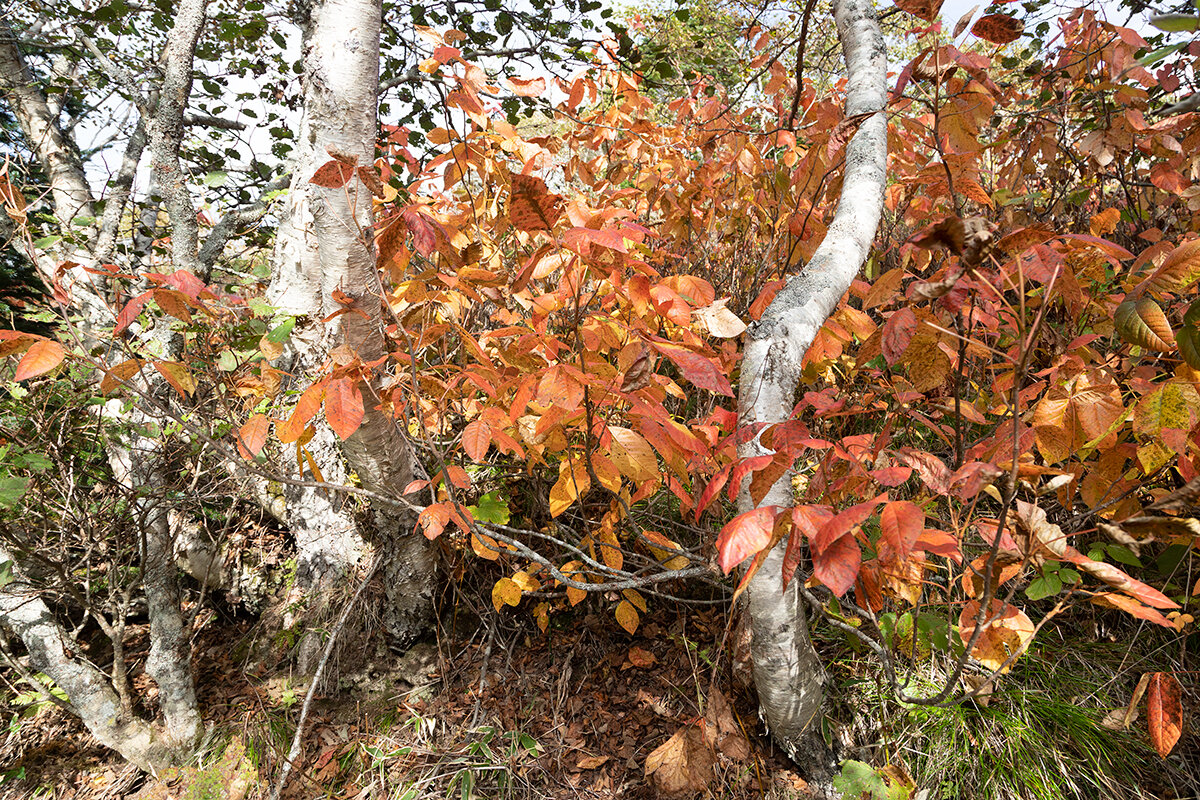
[624,646,657,669]
[576,754,611,770]
[645,725,714,797]
[703,688,752,763]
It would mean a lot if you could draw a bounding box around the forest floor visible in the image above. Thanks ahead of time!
[1,576,1197,800]
[0,586,812,800]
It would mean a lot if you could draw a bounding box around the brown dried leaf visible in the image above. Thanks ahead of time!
[619,344,655,393]
[645,726,714,797]
[1146,475,1200,513]
[704,689,752,763]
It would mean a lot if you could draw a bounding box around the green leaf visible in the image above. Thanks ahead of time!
[32,236,62,250]
[833,760,893,800]
[1150,13,1200,31]
[468,491,510,525]
[1114,297,1176,352]
[17,452,52,472]
[267,317,295,344]
[1026,573,1061,600]
[248,298,275,316]
[0,560,13,590]
[1179,327,1200,369]
[203,170,228,187]
[1106,544,1142,568]
[1140,42,1187,67]
[0,476,29,508]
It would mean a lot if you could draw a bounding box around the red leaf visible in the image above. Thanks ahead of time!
[783,505,834,588]
[881,308,917,365]
[115,291,153,334]
[402,207,442,257]
[1090,593,1173,628]
[716,506,781,574]
[812,534,861,596]
[161,269,211,301]
[913,528,962,563]
[871,465,913,486]
[310,159,357,188]
[971,13,1023,44]
[462,419,491,461]
[695,462,732,522]
[813,495,886,553]
[417,503,453,540]
[325,377,365,440]
[950,461,1003,499]
[880,501,924,561]
[726,455,772,502]
[651,341,734,396]
[894,0,943,21]
[1147,672,1183,758]
[1064,548,1179,609]
[278,382,325,444]
[238,414,270,459]
[894,448,951,495]
[14,339,64,381]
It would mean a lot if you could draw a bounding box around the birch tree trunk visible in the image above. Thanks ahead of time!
[0,2,212,762]
[0,544,171,772]
[737,0,887,772]
[268,0,434,667]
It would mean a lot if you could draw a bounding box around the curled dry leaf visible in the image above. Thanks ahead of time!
[1146,475,1200,513]
[620,344,655,392]
[953,5,979,37]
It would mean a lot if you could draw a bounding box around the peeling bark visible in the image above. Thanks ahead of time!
[736,0,887,774]
[268,0,433,666]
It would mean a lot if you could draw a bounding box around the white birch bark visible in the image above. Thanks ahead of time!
[736,0,887,769]
[268,0,433,665]
[0,8,208,758]
[0,543,170,772]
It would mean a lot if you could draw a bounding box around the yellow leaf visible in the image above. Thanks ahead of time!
[598,523,623,571]
[549,457,590,517]
[642,529,690,570]
[590,453,623,493]
[511,570,541,593]
[491,577,522,611]
[607,426,658,482]
[615,599,639,634]
[623,588,647,612]
[471,531,501,560]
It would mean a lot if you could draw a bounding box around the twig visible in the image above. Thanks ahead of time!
[268,554,381,800]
